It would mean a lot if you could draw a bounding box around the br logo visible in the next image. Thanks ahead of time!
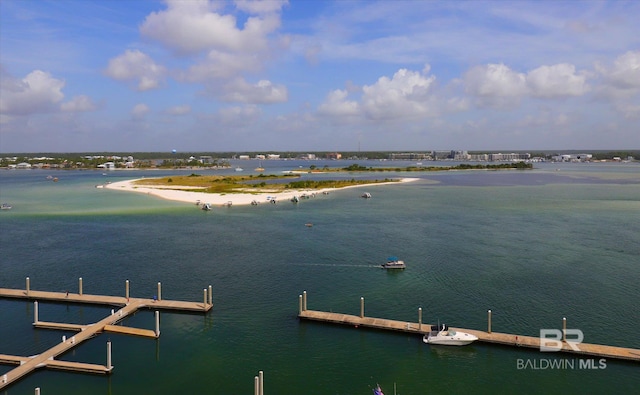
[539,329,584,352]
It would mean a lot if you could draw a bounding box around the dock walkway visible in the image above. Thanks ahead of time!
[298,309,640,362]
[0,285,212,389]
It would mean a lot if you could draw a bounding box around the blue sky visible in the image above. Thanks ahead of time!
[1,0,639,153]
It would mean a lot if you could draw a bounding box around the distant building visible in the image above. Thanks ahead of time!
[199,156,214,164]
[326,152,342,160]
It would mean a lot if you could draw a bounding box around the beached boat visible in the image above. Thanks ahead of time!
[422,324,478,346]
[201,203,212,211]
[291,196,299,203]
[1,203,12,210]
[382,256,405,269]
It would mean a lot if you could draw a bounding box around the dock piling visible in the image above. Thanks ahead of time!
[26,277,30,295]
[107,341,112,370]
[34,301,39,324]
[418,308,422,331]
[488,310,492,333]
[208,285,212,306]
[79,277,83,296]
[35,388,40,395]
[303,291,307,311]
[125,280,129,300]
[155,311,160,337]
[259,370,264,395]
[298,295,303,315]
[563,317,567,342]
[157,282,162,301]
[360,297,364,318]
[203,289,207,308]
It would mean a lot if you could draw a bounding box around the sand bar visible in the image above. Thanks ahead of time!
[103,177,419,206]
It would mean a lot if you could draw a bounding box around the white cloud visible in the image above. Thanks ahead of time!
[597,50,640,91]
[361,67,437,119]
[0,70,65,115]
[464,63,527,99]
[317,89,360,117]
[105,50,166,91]
[235,0,289,15]
[140,0,284,55]
[526,64,589,98]
[60,95,96,112]
[219,78,288,104]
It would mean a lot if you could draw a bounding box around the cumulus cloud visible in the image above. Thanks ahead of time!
[464,63,527,100]
[218,78,288,104]
[596,50,640,95]
[180,50,261,82]
[361,67,437,119]
[105,50,166,91]
[140,0,285,55]
[0,70,65,115]
[526,64,589,98]
[60,95,97,112]
[318,89,360,117]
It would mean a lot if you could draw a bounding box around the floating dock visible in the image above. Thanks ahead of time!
[297,292,640,363]
[0,279,213,390]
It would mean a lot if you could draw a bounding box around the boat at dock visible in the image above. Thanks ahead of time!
[381,256,405,269]
[422,324,478,346]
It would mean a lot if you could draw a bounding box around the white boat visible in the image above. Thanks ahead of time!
[361,192,372,198]
[382,256,405,269]
[1,203,12,210]
[201,203,212,211]
[423,324,478,346]
[235,167,244,172]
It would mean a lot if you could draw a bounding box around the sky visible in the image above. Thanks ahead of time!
[1,0,639,153]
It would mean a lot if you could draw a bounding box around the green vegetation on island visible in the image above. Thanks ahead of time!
[134,173,398,194]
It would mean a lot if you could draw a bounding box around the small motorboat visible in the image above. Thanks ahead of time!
[361,192,372,198]
[201,203,212,211]
[423,324,478,346]
[1,203,12,210]
[382,256,405,269]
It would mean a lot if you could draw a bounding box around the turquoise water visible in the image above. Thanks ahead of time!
[1,161,639,394]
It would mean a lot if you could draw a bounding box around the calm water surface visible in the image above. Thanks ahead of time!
[1,161,639,394]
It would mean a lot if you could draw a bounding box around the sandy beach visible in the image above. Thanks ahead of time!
[103,177,419,206]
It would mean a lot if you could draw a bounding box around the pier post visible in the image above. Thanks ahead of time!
[26,277,30,295]
[208,285,213,306]
[360,297,364,318]
[299,295,303,315]
[157,282,162,301]
[35,388,40,395]
[418,307,422,331]
[155,311,160,337]
[79,277,83,296]
[62,335,66,342]
[125,280,130,300]
[488,310,492,333]
[254,376,259,395]
[259,370,264,395]
[303,291,307,311]
[107,341,112,370]
[203,289,207,309]
[2,374,6,384]
[34,301,39,324]
[562,317,567,342]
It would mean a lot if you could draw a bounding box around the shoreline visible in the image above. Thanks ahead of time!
[103,177,419,206]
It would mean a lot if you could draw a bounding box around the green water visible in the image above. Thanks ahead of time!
[1,162,639,394]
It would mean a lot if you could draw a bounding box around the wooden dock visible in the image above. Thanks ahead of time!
[297,295,640,363]
[0,283,213,390]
